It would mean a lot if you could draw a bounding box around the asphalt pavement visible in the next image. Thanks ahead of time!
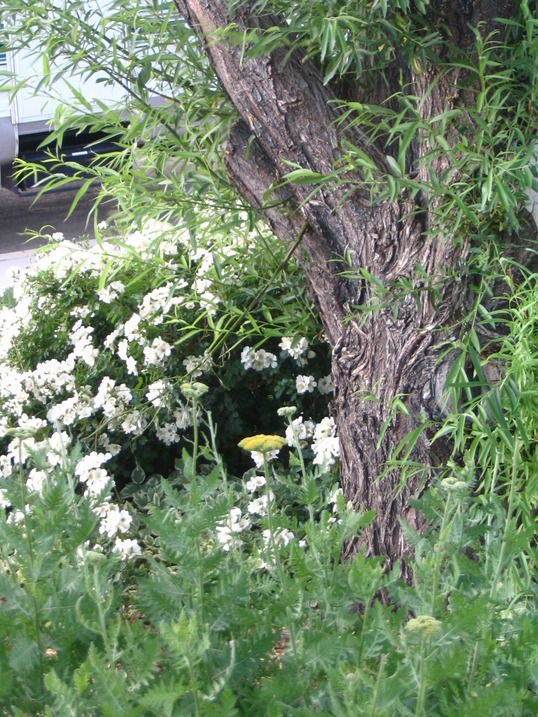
[0,184,107,289]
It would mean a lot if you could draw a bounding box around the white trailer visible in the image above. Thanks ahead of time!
[0,28,129,188]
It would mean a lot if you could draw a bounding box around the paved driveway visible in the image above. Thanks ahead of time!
[0,184,107,289]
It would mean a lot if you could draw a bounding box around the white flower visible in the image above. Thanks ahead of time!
[183,353,212,378]
[51,231,64,241]
[17,414,47,431]
[93,499,112,519]
[296,375,317,394]
[98,281,125,304]
[98,433,122,456]
[0,455,13,479]
[103,328,121,349]
[117,341,138,375]
[312,436,340,467]
[70,321,99,367]
[245,475,266,493]
[317,375,333,395]
[240,346,277,371]
[216,508,249,551]
[215,525,237,551]
[84,469,111,497]
[146,379,169,407]
[94,378,132,419]
[314,416,337,439]
[0,489,11,509]
[46,391,94,426]
[143,338,172,367]
[71,305,91,320]
[228,507,250,532]
[262,528,295,547]
[173,403,194,430]
[117,339,129,361]
[156,422,180,445]
[139,283,181,322]
[46,431,71,466]
[7,437,40,465]
[329,487,343,509]
[46,398,77,426]
[113,537,142,560]
[311,417,340,468]
[98,504,132,538]
[75,452,112,496]
[124,313,144,342]
[75,451,112,479]
[125,356,139,375]
[285,416,315,448]
[279,336,309,360]
[250,449,280,468]
[247,493,274,516]
[7,507,27,524]
[26,469,48,495]
[121,410,148,436]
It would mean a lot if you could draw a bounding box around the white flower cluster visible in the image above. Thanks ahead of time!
[216,507,250,551]
[143,337,172,367]
[240,339,331,396]
[285,416,315,448]
[96,501,133,539]
[312,417,340,467]
[113,537,142,560]
[154,401,193,445]
[216,469,292,563]
[240,346,278,371]
[249,449,280,469]
[0,433,142,560]
[279,336,316,366]
[285,415,340,469]
[262,527,294,548]
[296,374,317,394]
[75,451,112,498]
[98,280,125,304]
[183,353,213,378]
[139,283,183,323]
[0,214,337,572]
[279,336,309,359]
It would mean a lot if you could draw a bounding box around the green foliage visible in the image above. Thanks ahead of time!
[0,385,536,714]
[336,20,537,236]
[231,0,438,83]
[0,0,536,714]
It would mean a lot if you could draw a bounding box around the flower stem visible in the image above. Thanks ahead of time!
[263,456,306,707]
[414,635,427,717]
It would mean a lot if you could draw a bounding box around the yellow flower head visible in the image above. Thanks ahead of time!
[406,615,442,638]
[238,434,286,454]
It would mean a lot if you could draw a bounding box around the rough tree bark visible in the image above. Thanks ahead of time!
[173,0,533,569]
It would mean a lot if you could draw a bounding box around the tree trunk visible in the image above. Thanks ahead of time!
[173,0,530,569]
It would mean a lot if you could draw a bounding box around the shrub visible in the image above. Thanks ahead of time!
[0,216,331,486]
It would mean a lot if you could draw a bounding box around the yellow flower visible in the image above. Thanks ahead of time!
[406,615,442,637]
[238,434,286,454]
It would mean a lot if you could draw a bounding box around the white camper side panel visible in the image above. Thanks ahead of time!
[11,43,127,134]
